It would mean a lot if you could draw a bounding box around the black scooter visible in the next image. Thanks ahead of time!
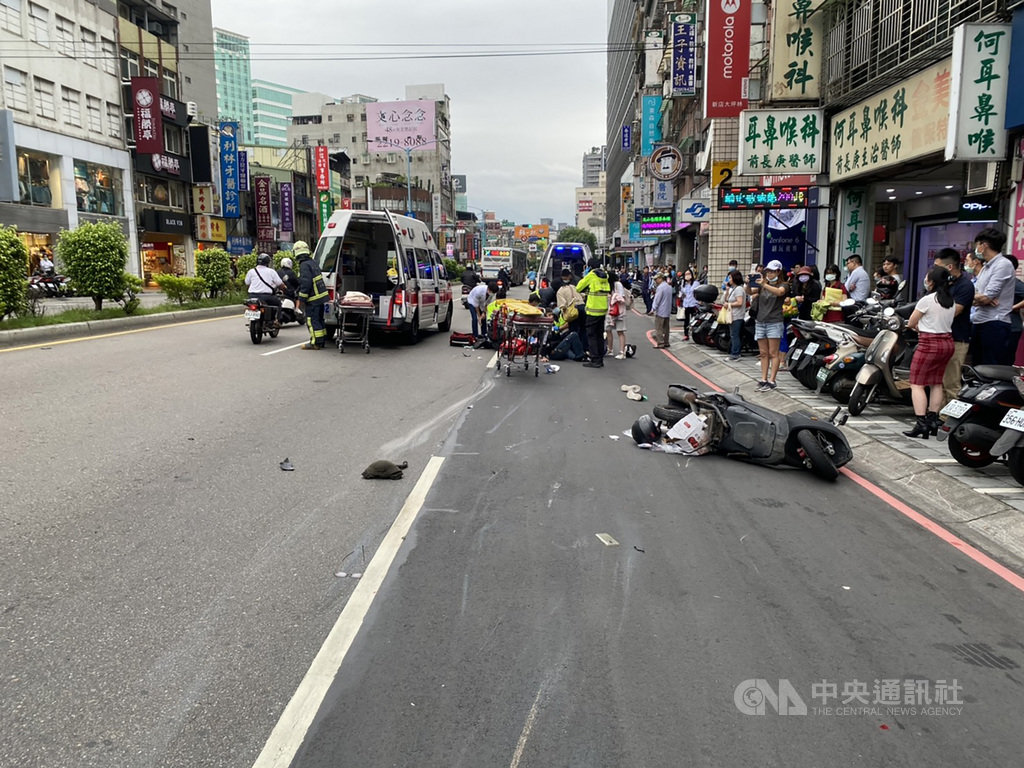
[938,364,1024,482]
[645,383,853,480]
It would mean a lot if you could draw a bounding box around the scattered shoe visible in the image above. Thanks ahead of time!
[626,387,644,401]
[620,384,639,392]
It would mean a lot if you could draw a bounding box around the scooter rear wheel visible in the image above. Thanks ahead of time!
[947,433,996,468]
[653,403,690,426]
[796,430,839,481]
[250,319,263,345]
[831,376,855,405]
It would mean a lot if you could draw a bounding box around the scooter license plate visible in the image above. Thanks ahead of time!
[999,408,1024,431]
[804,342,819,356]
[244,310,261,320]
[940,399,972,419]
[791,348,803,361]
[711,320,718,329]
[816,366,829,383]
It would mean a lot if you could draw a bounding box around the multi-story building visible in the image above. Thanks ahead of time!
[605,0,638,249]
[119,0,195,282]
[174,0,216,125]
[213,28,252,143]
[287,85,454,234]
[582,145,606,187]
[252,79,304,147]
[0,0,137,272]
[576,171,606,245]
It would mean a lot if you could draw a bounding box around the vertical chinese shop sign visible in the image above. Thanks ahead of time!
[946,23,1012,161]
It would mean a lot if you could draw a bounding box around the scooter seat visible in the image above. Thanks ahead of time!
[972,364,1019,382]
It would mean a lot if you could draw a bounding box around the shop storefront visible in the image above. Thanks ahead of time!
[139,209,189,284]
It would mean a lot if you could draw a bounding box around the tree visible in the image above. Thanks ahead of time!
[0,225,28,320]
[57,221,129,310]
[557,227,598,252]
[194,247,232,297]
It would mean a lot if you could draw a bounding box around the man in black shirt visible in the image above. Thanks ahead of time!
[933,248,976,407]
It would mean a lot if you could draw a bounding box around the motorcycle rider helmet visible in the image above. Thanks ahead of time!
[280,257,293,269]
[631,414,661,445]
[257,252,272,266]
[293,240,311,258]
[875,274,898,300]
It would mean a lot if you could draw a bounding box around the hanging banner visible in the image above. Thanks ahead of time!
[621,124,632,150]
[836,188,869,262]
[738,108,824,174]
[237,149,249,192]
[946,23,1013,161]
[645,31,664,87]
[653,180,674,209]
[769,0,823,101]
[218,121,240,219]
[704,0,751,118]
[671,14,697,97]
[279,181,294,233]
[254,175,273,241]
[830,58,952,182]
[641,95,663,157]
[318,190,332,231]
[314,145,330,191]
[131,78,163,154]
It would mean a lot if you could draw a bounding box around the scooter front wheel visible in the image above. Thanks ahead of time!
[797,430,839,481]
[847,382,873,416]
[947,433,996,468]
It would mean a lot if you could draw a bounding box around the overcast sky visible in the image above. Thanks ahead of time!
[210,1,607,225]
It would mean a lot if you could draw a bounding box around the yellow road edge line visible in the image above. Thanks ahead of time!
[0,314,237,353]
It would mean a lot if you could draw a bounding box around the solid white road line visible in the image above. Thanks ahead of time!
[260,341,306,356]
[486,351,499,368]
[972,487,1024,495]
[251,455,445,768]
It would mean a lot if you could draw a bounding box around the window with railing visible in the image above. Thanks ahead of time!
[55,15,74,57]
[3,66,28,112]
[33,76,55,119]
[28,2,46,45]
[0,0,21,35]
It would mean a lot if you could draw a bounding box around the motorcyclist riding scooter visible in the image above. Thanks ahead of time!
[276,257,304,324]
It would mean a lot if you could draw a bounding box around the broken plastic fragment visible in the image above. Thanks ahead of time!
[279,458,294,471]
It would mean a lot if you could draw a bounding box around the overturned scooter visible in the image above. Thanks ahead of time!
[635,383,853,480]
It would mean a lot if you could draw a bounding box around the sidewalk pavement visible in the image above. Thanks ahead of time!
[0,303,242,348]
[661,324,1024,573]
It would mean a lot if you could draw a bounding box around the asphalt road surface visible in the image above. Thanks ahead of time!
[2,301,1022,768]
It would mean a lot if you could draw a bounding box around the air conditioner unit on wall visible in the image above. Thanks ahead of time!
[966,161,997,194]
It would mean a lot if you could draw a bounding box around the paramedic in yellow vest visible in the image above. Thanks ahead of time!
[575,257,610,368]
[295,241,329,349]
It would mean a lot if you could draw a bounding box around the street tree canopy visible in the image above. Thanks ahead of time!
[556,227,598,252]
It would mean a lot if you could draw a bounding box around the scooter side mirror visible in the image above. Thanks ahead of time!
[839,298,856,307]
[866,297,879,306]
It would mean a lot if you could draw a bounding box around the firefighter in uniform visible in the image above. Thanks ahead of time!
[294,240,328,349]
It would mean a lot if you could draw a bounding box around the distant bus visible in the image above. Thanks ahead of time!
[479,248,528,285]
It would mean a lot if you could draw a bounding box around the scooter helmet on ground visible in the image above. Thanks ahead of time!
[293,240,311,258]
[631,414,661,445]
[257,253,272,266]
[875,274,898,299]
[280,257,293,269]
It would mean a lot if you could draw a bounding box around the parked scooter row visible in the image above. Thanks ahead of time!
[688,285,758,354]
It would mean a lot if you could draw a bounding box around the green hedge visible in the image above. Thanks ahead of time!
[195,248,232,297]
[155,274,208,305]
[0,225,28,320]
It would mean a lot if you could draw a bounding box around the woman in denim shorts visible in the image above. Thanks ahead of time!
[747,259,789,391]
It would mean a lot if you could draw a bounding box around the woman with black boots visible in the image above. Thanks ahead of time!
[903,266,956,438]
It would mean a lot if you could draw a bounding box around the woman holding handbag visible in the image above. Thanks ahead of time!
[725,270,747,360]
[605,275,630,359]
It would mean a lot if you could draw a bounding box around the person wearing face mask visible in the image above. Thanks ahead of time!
[793,265,821,321]
[844,254,871,301]
[821,263,849,324]
[970,227,1015,365]
[932,248,975,408]
[747,259,789,391]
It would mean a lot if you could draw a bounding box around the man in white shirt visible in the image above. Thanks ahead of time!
[844,254,870,301]
[970,227,1015,365]
[245,253,283,314]
[466,280,493,338]
[38,252,54,274]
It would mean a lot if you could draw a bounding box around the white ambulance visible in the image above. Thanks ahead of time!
[314,210,454,343]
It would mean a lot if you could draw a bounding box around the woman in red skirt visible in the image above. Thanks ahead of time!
[904,266,956,438]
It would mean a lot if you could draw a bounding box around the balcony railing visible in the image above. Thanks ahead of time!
[822,0,1005,109]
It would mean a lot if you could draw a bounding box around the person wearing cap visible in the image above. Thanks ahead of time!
[294,240,329,349]
[793,265,821,321]
[748,259,789,391]
[844,254,870,301]
[244,253,283,321]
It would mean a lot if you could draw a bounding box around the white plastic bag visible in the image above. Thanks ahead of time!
[666,413,710,455]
